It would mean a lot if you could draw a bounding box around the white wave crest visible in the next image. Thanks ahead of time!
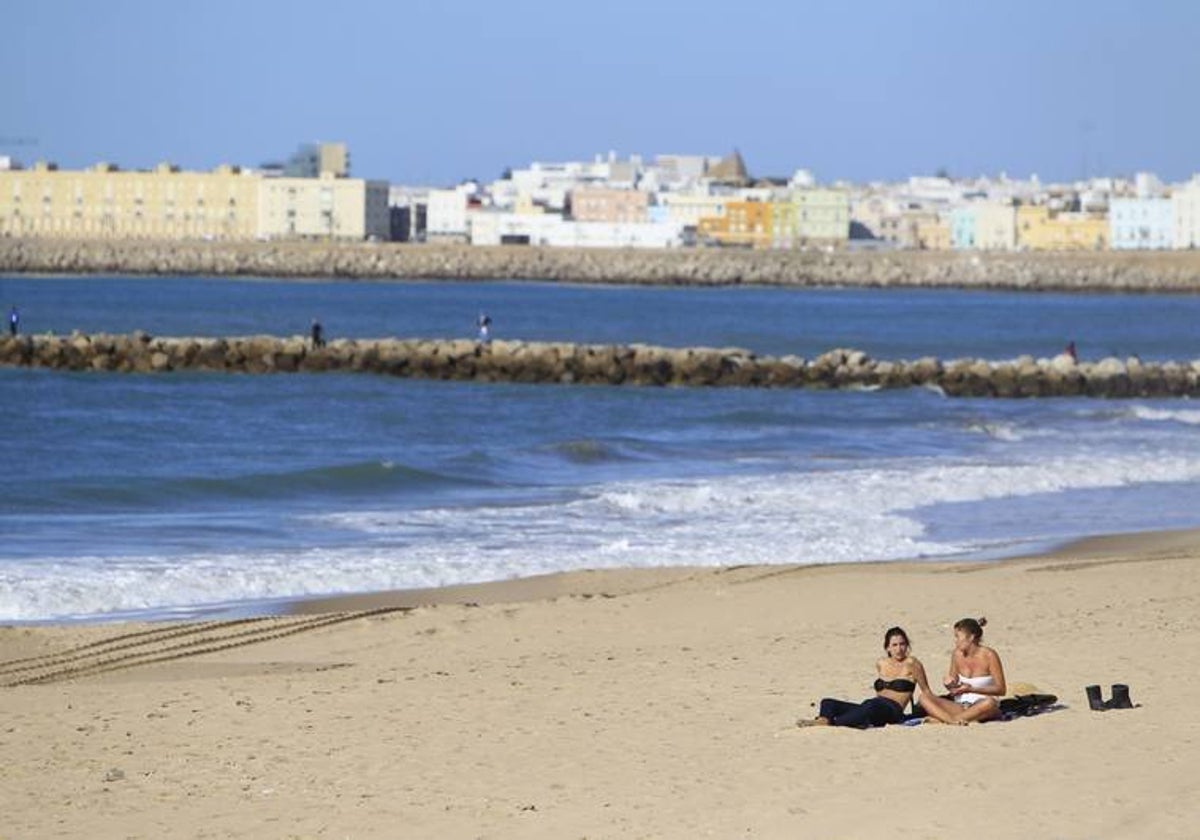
[1129,405,1200,426]
[9,449,1200,622]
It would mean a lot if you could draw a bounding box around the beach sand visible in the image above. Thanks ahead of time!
[4,530,1200,838]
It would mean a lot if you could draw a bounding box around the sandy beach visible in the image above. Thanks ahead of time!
[4,530,1200,839]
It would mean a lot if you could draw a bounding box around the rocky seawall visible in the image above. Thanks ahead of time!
[4,238,1200,290]
[4,333,1198,398]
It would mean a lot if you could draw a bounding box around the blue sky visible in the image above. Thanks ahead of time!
[4,0,1198,186]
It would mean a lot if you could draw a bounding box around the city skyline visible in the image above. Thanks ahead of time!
[5,0,1199,186]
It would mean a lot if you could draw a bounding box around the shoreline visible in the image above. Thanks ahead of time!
[5,523,1200,837]
[13,525,1193,627]
[283,524,1200,614]
[6,237,1200,291]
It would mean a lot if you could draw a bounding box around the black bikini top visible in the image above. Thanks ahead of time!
[874,677,916,693]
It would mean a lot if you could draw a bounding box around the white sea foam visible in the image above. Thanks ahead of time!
[1128,405,1200,426]
[7,448,1200,622]
[965,421,1023,441]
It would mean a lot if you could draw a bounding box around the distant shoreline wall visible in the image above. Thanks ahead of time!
[4,238,1200,291]
[4,333,1198,398]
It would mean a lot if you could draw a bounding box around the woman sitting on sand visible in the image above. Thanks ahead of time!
[798,626,935,728]
[917,617,1007,725]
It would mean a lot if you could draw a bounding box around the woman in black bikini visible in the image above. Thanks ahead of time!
[798,626,935,728]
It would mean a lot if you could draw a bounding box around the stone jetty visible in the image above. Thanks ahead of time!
[4,333,1198,398]
[5,238,1200,291]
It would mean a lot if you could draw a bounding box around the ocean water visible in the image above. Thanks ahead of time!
[3,275,1200,623]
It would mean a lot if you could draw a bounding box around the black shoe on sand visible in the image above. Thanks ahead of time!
[1105,683,1135,710]
[1085,684,1107,711]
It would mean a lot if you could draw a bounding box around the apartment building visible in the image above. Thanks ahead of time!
[1017,205,1107,250]
[0,161,260,239]
[1173,176,1200,249]
[568,187,649,223]
[658,193,727,228]
[284,142,350,178]
[425,187,474,242]
[257,173,389,240]
[791,188,850,245]
[469,210,684,248]
[949,206,976,249]
[1109,197,1173,249]
[0,160,386,240]
[973,202,1018,250]
[699,200,772,248]
[877,210,946,249]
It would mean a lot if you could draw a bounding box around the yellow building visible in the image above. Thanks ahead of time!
[1016,205,1108,250]
[914,215,952,250]
[0,161,389,241]
[0,161,259,239]
[258,174,389,240]
[770,201,796,248]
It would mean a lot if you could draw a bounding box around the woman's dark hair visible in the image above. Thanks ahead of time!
[883,626,910,650]
[953,617,987,641]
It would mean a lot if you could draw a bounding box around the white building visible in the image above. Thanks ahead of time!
[425,186,475,242]
[1173,176,1200,249]
[1109,197,1173,250]
[470,210,685,248]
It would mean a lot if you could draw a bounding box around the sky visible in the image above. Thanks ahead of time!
[4,0,1199,187]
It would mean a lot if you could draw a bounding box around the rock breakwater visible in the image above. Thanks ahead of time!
[4,333,1198,398]
[5,238,1200,291]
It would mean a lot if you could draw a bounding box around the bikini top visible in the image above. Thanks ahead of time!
[957,674,996,688]
[874,677,916,693]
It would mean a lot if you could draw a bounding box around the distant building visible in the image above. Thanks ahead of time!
[469,210,684,248]
[0,158,387,241]
[698,200,772,248]
[705,150,750,186]
[878,209,947,250]
[790,188,850,246]
[1109,197,1172,250]
[388,185,428,242]
[973,202,1018,250]
[425,187,473,243]
[654,154,721,187]
[284,142,350,178]
[949,206,976,249]
[658,193,727,228]
[568,187,649,223]
[1172,176,1200,249]
[0,161,259,240]
[257,173,388,240]
[1017,205,1107,251]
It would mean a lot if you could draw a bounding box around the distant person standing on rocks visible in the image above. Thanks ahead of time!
[8,305,18,336]
[476,311,492,345]
[310,318,325,349]
[1064,340,1077,362]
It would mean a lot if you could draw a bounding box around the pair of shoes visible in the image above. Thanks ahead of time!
[1085,683,1136,711]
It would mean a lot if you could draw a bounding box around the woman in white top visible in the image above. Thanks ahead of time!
[918,617,1007,725]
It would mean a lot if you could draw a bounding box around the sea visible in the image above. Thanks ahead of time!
[3,274,1200,624]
